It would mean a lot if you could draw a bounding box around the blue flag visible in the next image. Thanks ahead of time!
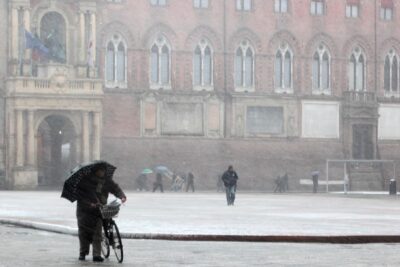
[25,30,49,56]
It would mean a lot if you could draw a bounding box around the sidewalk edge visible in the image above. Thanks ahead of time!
[2,218,400,244]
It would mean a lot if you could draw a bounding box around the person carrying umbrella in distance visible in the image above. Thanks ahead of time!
[153,172,164,193]
[311,171,319,193]
[186,172,195,192]
[136,168,152,191]
[153,165,172,193]
[61,161,127,262]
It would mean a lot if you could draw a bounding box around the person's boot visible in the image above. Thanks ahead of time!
[78,253,86,261]
[93,256,104,262]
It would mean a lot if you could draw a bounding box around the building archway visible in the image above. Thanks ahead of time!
[37,115,77,187]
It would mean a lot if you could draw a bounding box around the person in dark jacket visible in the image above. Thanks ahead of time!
[222,166,239,206]
[312,171,319,193]
[136,174,148,191]
[153,172,164,192]
[76,164,126,262]
[186,172,195,192]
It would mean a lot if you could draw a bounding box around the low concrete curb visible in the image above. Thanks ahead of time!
[0,218,78,236]
[2,218,400,244]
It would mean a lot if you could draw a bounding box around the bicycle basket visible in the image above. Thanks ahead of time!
[100,202,120,219]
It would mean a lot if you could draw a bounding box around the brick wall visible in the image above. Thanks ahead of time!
[102,136,344,191]
[96,0,399,96]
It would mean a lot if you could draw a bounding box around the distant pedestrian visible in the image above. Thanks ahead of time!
[171,173,178,191]
[186,172,195,192]
[222,166,239,206]
[282,173,289,191]
[136,174,148,191]
[274,173,289,193]
[312,171,319,193]
[153,173,164,193]
[274,175,283,193]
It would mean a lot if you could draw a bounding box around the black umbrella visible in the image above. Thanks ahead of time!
[61,160,117,203]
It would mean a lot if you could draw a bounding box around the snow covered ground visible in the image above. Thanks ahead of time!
[1,191,400,236]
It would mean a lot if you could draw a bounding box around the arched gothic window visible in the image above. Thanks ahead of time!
[348,47,365,91]
[193,39,213,89]
[312,44,330,93]
[40,12,66,63]
[105,34,127,88]
[235,40,254,90]
[275,43,293,92]
[151,36,171,88]
[384,49,399,94]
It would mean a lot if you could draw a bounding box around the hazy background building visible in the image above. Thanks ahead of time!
[1,0,400,191]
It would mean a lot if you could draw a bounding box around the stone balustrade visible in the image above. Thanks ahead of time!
[343,91,377,104]
[6,77,103,96]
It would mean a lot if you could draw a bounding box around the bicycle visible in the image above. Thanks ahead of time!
[100,199,124,263]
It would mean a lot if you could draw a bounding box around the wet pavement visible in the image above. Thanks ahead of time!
[1,224,400,267]
[1,191,400,236]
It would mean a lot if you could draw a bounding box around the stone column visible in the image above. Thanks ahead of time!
[82,111,90,162]
[75,135,82,163]
[11,8,19,60]
[90,12,96,64]
[79,11,85,64]
[27,110,35,166]
[15,110,24,167]
[92,112,101,160]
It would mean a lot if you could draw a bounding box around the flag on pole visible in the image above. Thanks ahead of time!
[25,30,49,60]
[87,40,94,68]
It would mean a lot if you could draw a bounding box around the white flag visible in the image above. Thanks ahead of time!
[87,40,94,68]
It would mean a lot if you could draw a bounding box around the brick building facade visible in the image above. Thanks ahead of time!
[1,0,400,190]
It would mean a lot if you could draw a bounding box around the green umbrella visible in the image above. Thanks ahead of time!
[141,168,153,174]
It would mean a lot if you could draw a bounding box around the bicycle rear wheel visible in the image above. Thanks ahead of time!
[111,221,123,263]
[101,231,110,258]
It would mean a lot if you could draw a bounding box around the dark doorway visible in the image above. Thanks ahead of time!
[352,124,374,159]
[37,115,76,187]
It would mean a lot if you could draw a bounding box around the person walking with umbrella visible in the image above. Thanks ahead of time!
[61,161,126,262]
[153,172,164,192]
[312,171,319,193]
[186,172,195,192]
[222,165,239,206]
[136,169,152,191]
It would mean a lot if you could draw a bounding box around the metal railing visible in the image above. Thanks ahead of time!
[344,91,376,104]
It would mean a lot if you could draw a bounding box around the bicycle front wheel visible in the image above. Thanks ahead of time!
[111,221,123,263]
[101,231,110,258]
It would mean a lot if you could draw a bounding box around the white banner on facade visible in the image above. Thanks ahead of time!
[301,101,340,139]
[378,104,400,140]
[161,103,204,135]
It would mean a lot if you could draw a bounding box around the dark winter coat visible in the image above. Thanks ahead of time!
[156,173,163,184]
[187,173,194,184]
[76,174,126,242]
[222,170,239,187]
